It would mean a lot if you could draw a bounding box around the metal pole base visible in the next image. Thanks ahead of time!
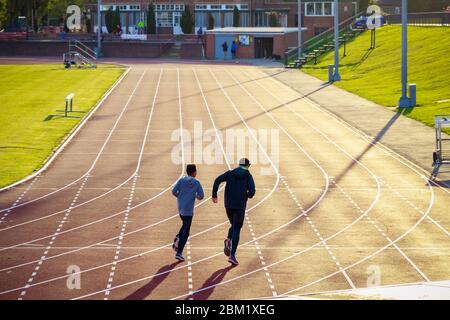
[333,72,341,82]
[398,97,411,108]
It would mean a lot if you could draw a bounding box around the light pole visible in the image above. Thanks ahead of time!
[333,0,341,81]
[97,0,103,58]
[298,0,302,59]
[398,0,411,108]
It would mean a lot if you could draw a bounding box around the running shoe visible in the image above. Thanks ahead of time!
[224,238,231,257]
[175,253,185,262]
[228,255,239,266]
[172,235,179,252]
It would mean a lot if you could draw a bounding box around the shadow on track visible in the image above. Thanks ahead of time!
[191,265,236,300]
[124,261,182,300]
[429,163,450,188]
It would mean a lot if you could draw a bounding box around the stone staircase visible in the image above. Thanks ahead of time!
[161,42,181,59]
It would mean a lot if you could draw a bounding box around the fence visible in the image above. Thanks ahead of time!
[386,11,450,26]
[284,11,365,66]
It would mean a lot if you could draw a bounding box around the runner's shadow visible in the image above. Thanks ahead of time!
[190,265,236,300]
[124,261,182,300]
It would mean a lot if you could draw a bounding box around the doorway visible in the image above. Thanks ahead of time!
[254,37,273,59]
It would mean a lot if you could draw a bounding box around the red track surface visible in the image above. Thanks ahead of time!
[0,63,449,300]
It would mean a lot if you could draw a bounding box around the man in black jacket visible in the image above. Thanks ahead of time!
[212,158,256,266]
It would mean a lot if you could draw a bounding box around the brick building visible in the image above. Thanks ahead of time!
[87,1,359,40]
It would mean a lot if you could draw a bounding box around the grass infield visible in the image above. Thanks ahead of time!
[0,64,124,189]
[302,25,450,133]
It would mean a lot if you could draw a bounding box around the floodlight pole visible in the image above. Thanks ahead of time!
[298,0,302,59]
[97,0,103,58]
[333,0,341,81]
[398,0,411,108]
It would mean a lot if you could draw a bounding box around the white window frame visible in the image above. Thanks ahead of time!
[305,2,334,17]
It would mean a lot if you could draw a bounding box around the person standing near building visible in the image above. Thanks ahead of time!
[212,158,256,266]
[172,164,204,261]
[197,27,204,43]
[231,41,237,59]
[222,41,228,60]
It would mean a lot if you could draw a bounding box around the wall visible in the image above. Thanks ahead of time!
[0,41,163,58]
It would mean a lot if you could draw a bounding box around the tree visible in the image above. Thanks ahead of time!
[113,5,120,32]
[207,12,214,30]
[233,6,240,27]
[180,5,193,34]
[105,7,113,33]
[269,12,278,27]
[147,3,156,34]
[0,0,6,30]
[85,14,91,33]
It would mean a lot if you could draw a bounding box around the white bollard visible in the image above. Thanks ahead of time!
[409,83,417,107]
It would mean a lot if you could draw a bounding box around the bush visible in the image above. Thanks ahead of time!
[233,6,240,27]
[207,13,214,30]
[147,3,156,34]
[180,5,193,34]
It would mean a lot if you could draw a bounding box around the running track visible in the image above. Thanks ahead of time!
[0,63,449,300]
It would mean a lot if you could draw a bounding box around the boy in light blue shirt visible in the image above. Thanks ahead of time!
[172,164,204,261]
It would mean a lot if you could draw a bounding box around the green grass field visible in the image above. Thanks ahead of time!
[302,25,450,132]
[0,64,124,188]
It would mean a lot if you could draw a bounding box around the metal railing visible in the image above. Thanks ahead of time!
[386,11,450,26]
[284,10,365,66]
[67,40,97,68]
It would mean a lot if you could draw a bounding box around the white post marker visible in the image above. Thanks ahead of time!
[398,0,411,108]
[333,0,341,81]
[298,0,302,59]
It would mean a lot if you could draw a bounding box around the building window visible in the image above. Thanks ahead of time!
[305,2,334,16]
[156,11,173,27]
[196,5,207,10]
[254,12,287,27]
[210,5,221,10]
[195,11,207,27]
[210,11,221,27]
[224,12,233,27]
[240,12,249,27]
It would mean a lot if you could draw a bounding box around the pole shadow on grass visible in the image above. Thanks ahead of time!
[123,261,182,300]
[190,265,236,300]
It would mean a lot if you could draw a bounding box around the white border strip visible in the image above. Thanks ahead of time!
[0,66,131,193]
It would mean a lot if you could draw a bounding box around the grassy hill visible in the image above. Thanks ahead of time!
[302,25,450,131]
[0,64,124,188]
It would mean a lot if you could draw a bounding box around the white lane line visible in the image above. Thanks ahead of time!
[176,68,193,301]
[0,68,132,209]
[246,68,433,284]
[102,68,165,299]
[262,69,450,233]
[0,68,314,298]
[0,175,41,225]
[186,241,194,300]
[0,73,178,233]
[281,176,356,289]
[330,178,430,282]
[196,68,280,296]
[18,174,90,299]
[245,214,278,296]
[381,178,450,238]
[104,175,139,300]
